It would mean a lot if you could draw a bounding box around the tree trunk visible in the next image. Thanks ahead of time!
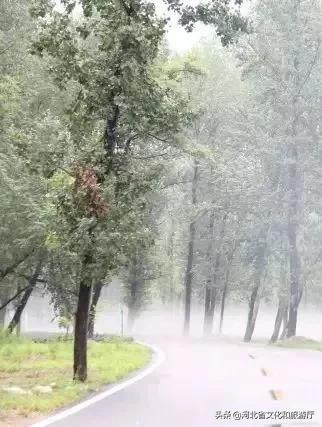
[219,283,228,334]
[219,246,235,334]
[74,279,92,382]
[0,287,10,328]
[183,161,198,336]
[203,287,216,336]
[244,273,261,342]
[7,290,31,334]
[16,319,21,337]
[203,211,227,337]
[168,219,176,311]
[286,140,302,338]
[280,306,289,339]
[270,297,287,343]
[203,209,216,336]
[0,303,5,329]
[7,261,42,334]
[127,306,136,334]
[285,47,303,336]
[0,284,33,312]
[88,281,103,339]
[244,228,268,343]
[127,280,139,334]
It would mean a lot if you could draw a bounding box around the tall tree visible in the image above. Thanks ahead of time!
[238,0,322,337]
[32,0,190,380]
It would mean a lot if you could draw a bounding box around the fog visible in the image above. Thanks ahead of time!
[14,287,322,343]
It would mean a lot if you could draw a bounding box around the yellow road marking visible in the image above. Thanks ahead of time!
[270,389,285,400]
[261,368,272,376]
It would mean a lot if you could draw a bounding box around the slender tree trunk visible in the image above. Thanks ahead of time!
[280,306,289,339]
[244,228,268,343]
[203,286,211,332]
[203,287,217,336]
[0,303,5,329]
[7,290,31,335]
[219,264,233,334]
[219,246,236,334]
[203,209,215,336]
[244,272,262,342]
[271,257,288,343]
[0,287,10,328]
[183,161,198,336]
[7,261,42,334]
[0,284,32,312]
[203,211,227,336]
[219,288,227,334]
[74,279,92,381]
[285,46,303,338]
[168,220,176,311]
[127,306,136,334]
[183,220,195,335]
[127,280,138,334]
[88,281,103,339]
[286,140,302,338]
[16,319,21,337]
[270,297,287,343]
[219,283,229,334]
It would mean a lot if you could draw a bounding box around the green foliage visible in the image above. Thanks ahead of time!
[165,0,250,45]
[275,338,322,352]
[25,0,194,310]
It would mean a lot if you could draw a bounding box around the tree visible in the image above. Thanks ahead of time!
[237,0,322,338]
[183,160,199,335]
[31,0,191,380]
[7,258,44,334]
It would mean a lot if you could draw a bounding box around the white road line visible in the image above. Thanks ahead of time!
[31,341,166,427]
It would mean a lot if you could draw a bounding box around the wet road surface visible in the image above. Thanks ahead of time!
[31,336,322,427]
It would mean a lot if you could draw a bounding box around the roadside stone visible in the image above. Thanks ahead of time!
[2,386,31,395]
[32,385,53,394]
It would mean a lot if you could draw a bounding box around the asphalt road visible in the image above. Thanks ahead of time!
[32,336,322,427]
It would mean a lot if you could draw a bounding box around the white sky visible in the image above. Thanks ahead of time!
[156,0,252,53]
[155,0,212,53]
[167,21,212,53]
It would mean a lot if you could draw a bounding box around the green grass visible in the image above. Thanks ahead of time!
[274,337,322,352]
[0,333,151,421]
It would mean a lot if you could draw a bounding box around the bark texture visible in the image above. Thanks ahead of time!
[74,279,92,381]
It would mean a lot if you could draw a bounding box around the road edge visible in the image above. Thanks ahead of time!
[30,341,166,427]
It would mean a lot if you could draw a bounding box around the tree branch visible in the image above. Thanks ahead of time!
[0,284,33,312]
[0,250,34,281]
[296,37,321,98]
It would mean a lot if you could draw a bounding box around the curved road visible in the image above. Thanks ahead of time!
[32,336,322,427]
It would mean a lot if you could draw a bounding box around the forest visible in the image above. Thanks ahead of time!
[1,0,322,386]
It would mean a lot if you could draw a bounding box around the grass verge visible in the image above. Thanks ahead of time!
[274,337,322,352]
[0,333,151,423]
